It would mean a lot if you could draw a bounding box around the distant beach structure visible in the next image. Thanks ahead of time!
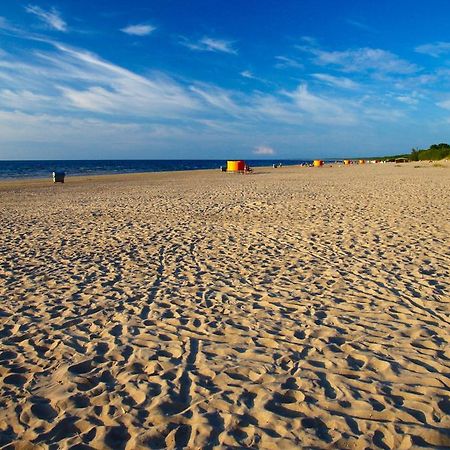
[226,160,246,172]
[313,160,324,167]
[52,171,65,183]
[226,160,252,173]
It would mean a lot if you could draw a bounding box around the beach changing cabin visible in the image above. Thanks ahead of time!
[226,160,247,172]
[343,160,351,165]
[52,171,65,183]
[313,160,324,167]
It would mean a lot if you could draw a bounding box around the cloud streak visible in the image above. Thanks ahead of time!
[286,84,357,125]
[121,24,156,36]
[25,5,67,32]
[415,41,450,57]
[180,36,237,54]
[253,145,275,155]
[0,28,430,159]
[275,55,303,69]
[298,41,418,74]
[312,73,360,89]
[346,19,375,32]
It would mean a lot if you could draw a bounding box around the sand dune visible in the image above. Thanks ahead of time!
[0,162,449,448]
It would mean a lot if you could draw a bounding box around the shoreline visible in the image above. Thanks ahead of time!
[0,159,311,185]
[0,164,305,190]
[0,167,228,190]
[0,159,446,190]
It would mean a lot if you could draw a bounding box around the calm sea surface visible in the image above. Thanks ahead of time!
[0,160,311,180]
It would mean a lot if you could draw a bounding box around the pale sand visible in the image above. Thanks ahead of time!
[0,162,449,449]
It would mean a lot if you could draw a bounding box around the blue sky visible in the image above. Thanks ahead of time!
[1,0,450,159]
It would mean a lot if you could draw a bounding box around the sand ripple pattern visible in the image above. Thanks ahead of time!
[0,164,449,448]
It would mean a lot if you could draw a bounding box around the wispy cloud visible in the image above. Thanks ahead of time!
[52,44,200,115]
[285,84,357,125]
[25,5,67,32]
[253,145,275,155]
[189,83,242,116]
[180,36,237,54]
[240,70,255,79]
[396,95,419,105]
[0,28,428,158]
[0,89,53,109]
[0,41,201,117]
[240,70,267,84]
[298,41,418,74]
[0,16,8,29]
[437,98,450,110]
[415,41,450,58]
[275,55,303,69]
[320,48,417,74]
[0,109,197,160]
[312,73,359,89]
[121,24,156,36]
[346,19,375,32]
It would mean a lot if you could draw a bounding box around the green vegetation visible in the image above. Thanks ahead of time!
[378,153,409,161]
[382,143,450,161]
[410,143,450,161]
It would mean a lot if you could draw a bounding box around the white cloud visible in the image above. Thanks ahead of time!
[275,55,303,69]
[25,5,67,32]
[240,70,255,79]
[312,73,359,89]
[201,37,237,54]
[0,110,140,142]
[0,41,208,119]
[361,106,405,122]
[42,43,200,115]
[250,94,304,124]
[121,24,156,36]
[299,44,418,74]
[300,36,319,47]
[285,84,357,125]
[181,36,237,54]
[437,98,450,110]
[415,42,450,58]
[395,95,418,105]
[240,70,267,84]
[253,145,275,155]
[0,89,53,109]
[0,33,424,158]
[0,109,207,160]
[346,19,374,32]
[320,48,417,74]
[189,83,242,116]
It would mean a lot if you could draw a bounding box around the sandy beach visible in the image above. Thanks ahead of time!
[0,162,449,449]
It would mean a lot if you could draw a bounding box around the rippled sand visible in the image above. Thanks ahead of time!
[0,162,449,449]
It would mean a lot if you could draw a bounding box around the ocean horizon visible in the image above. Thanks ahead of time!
[0,159,313,180]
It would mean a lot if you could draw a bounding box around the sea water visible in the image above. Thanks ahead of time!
[0,160,310,180]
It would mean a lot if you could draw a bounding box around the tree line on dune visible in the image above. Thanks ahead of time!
[383,143,450,161]
[410,143,450,161]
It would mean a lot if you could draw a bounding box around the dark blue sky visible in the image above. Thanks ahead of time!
[1,0,450,159]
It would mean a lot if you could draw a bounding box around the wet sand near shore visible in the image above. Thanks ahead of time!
[0,162,449,448]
